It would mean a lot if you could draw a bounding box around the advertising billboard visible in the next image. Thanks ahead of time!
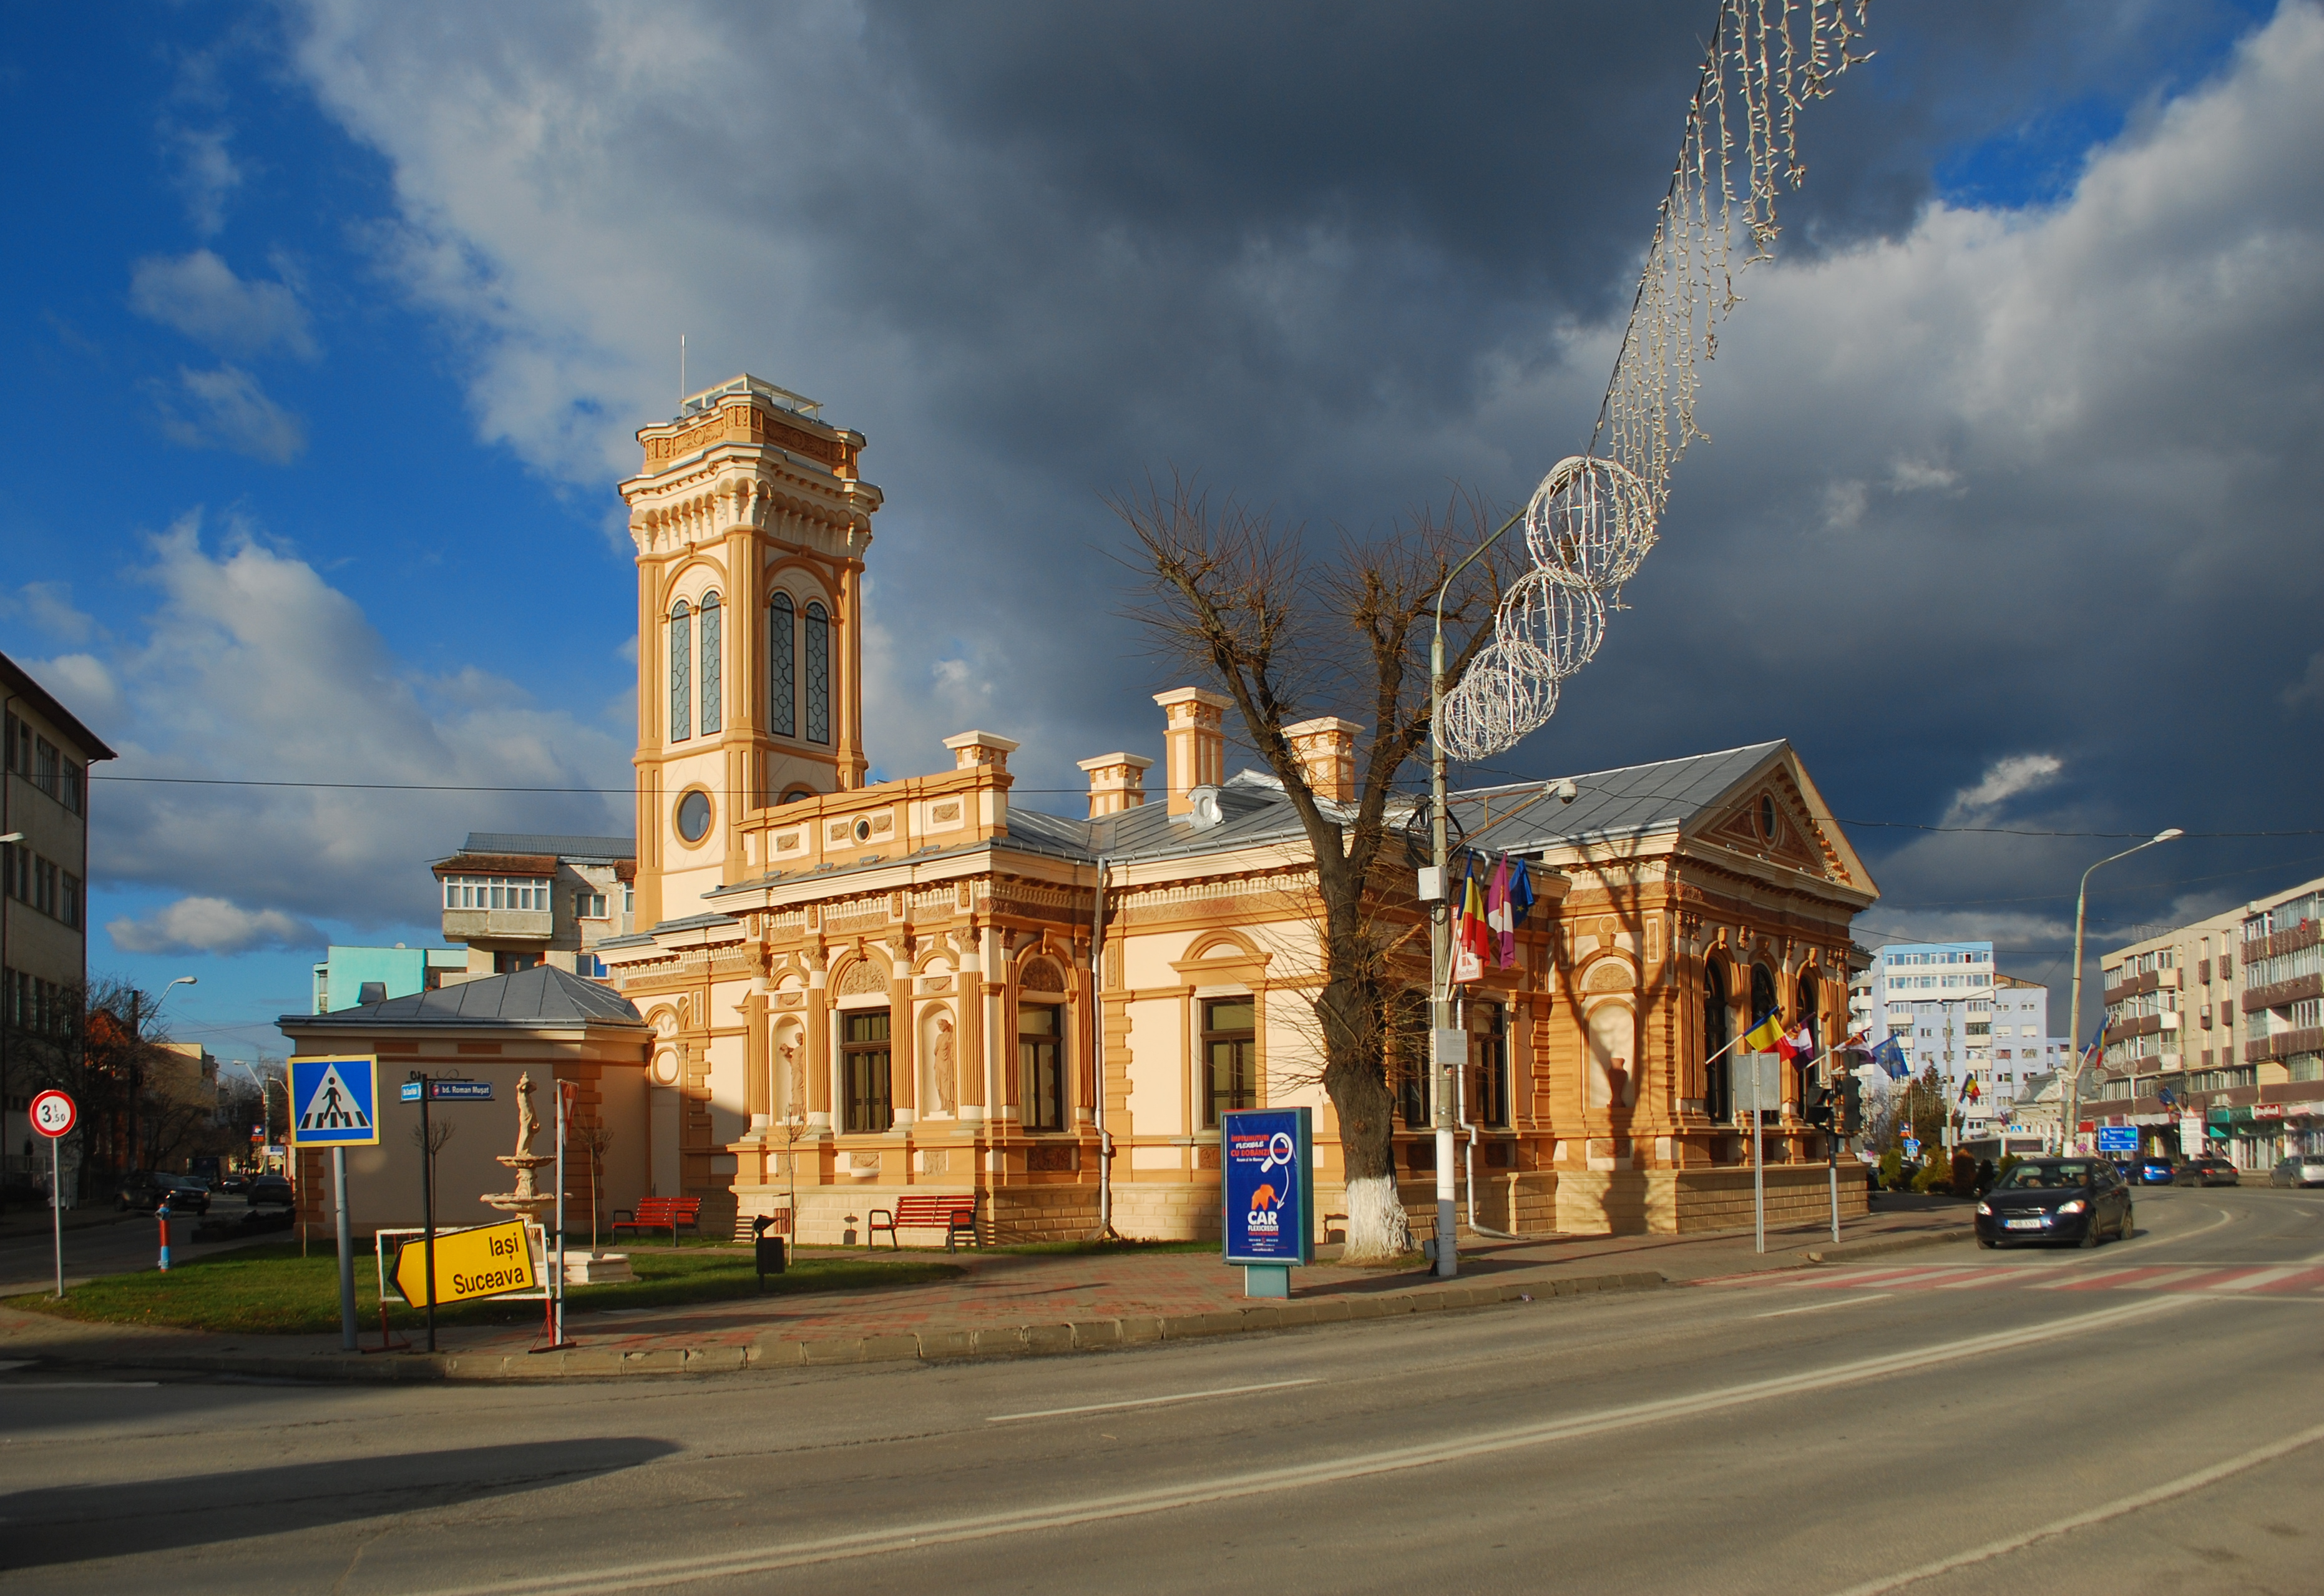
[1221,1107,1314,1266]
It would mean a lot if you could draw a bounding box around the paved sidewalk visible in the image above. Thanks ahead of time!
[0,1203,1968,1383]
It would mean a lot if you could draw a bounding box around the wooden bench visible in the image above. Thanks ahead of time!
[610,1195,702,1246]
[867,1193,979,1251]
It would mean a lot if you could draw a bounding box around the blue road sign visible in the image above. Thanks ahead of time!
[288,1056,380,1147]
[1221,1107,1313,1266]
[2095,1125,2138,1153]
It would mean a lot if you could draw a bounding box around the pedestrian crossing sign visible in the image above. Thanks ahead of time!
[288,1055,379,1147]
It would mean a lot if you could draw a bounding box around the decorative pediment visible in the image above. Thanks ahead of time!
[1688,750,1870,894]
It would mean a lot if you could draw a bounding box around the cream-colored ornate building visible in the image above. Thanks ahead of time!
[597,375,1881,1241]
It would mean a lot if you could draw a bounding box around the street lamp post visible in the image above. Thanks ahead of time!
[2065,830,2182,1157]
[0,825,22,1217]
[228,1060,280,1167]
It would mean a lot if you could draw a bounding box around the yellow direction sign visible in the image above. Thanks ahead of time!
[391,1220,538,1306]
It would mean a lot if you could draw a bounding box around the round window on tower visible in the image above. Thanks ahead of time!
[675,788,714,845]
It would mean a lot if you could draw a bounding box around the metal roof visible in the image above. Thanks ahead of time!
[281,964,647,1031]
[1,650,117,762]
[459,832,635,860]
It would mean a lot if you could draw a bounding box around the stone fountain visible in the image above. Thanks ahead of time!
[482,1072,632,1284]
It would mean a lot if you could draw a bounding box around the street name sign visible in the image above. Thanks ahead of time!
[400,1079,494,1102]
[30,1089,76,1138]
[288,1055,379,1147]
[1221,1107,1313,1266]
[391,1220,539,1306]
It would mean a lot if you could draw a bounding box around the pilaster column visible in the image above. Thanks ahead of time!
[957,928,985,1119]
[806,951,831,1130]
[888,941,917,1127]
[743,975,770,1132]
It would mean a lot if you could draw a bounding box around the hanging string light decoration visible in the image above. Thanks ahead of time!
[1437,0,1870,763]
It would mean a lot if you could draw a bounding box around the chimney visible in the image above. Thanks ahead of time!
[1284,717,1361,803]
[941,730,1019,773]
[1077,751,1153,818]
[1152,688,1228,816]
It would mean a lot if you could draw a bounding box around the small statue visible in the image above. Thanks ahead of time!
[932,1017,957,1115]
[781,1040,805,1120]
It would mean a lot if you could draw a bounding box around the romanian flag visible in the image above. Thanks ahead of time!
[1743,1012,1785,1053]
[1455,859,1490,982]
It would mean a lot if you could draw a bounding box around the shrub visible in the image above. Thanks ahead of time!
[1878,1147,1903,1190]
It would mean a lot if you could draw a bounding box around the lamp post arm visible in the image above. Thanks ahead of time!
[2064,833,2178,1153]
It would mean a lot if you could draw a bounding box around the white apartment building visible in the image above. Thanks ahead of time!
[1848,941,2059,1141]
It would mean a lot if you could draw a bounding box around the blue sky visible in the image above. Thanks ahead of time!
[2,1,2318,1062]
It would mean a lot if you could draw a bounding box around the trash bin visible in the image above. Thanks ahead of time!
[751,1215,787,1286]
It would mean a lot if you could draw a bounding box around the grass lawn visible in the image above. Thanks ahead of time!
[4,1241,961,1337]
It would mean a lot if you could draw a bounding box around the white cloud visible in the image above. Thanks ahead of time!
[24,653,122,724]
[82,512,632,931]
[2284,651,2324,712]
[1887,458,1961,494]
[1946,754,2065,820]
[167,123,243,237]
[2,582,95,644]
[1821,479,1868,529]
[130,250,318,358]
[109,896,321,956]
[150,365,308,463]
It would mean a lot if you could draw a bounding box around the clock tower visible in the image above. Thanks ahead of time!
[618,376,881,931]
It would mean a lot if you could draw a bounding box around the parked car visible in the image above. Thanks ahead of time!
[1975,1157,2134,1248]
[245,1174,295,1207]
[2174,1156,2240,1187]
[2270,1154,2324,1188]
[2132,1153,2178,1185]
[117,1170,169,1212]
[217,1173,251,1195]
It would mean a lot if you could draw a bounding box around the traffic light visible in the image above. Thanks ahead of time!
[1801,1063,1830,1128]
[1837,1074,1863,1138]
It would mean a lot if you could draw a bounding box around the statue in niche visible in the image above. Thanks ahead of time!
[931,1017,957,1115]
[780,1038,804,1120]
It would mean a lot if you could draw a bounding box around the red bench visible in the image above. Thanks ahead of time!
[610,1195,702,1246]
[867,1193,979,1251]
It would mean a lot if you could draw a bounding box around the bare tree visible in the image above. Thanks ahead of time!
[1116,475,1502,1261]
[573,1122,614,1251]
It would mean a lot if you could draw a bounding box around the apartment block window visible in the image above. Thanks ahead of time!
[493,951,541,974]
[574,890,608,920]
[575,954,607,979]
[61,871,81,931]
[768,592,796,738]
[442,876,552,911]
[843,1009,893,1133]
[1019,1003,1066,1132]
[32,735,59,801]
[1202,997,1257,1127]
[623,883,635,918]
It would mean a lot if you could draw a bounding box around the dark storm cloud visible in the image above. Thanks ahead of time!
[281,0,2322,997]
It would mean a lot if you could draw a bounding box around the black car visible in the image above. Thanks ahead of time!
[245,1174,295,1207]
[2174,1156,2240,1187]
[117,1172,212,1214]
[1975,1157,2133,1248]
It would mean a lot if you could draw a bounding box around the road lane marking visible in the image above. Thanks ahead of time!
[1751,1294,1892,1319]
[1822,1419,2324,1596]
[2205,1266,2302,1291]
[415,1295,2193,1596]
[987,1377,1321,1423]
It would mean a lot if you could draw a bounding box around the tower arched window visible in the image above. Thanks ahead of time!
[804,600,831,745]
[698,592,721,735]
[1750,963,1779,1028]
[668,599,691,743]
[768,592,795,738]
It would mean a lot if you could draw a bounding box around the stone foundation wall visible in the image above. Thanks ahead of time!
[1110,1182,1222,1242]
[1554,1163,1868,1235]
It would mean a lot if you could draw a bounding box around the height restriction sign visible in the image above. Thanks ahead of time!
[288,1055,380,1147]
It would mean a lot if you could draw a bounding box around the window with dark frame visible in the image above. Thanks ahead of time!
[1703,959,1732,1122]
[698,592,722,735]
[1470,1001,1509,1128]
[1019,1003,1066,1132]
[668,599,691,742]
[804,601,831,744]
[843,1009,893,1133]
[1202,997,1256,1127]
[1393,989,1430,1129]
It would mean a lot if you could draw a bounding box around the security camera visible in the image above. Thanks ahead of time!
[1551,778,1578,804]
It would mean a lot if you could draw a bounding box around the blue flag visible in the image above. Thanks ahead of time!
[1870,1036,1909,1079]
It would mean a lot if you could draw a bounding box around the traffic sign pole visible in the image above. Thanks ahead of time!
[31,1089,76,1298]
[333,1147,357,1352]
[418,1074,437,1353]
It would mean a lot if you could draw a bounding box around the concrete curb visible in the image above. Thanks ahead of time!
[6,1268,1667,1384]
[1803,1229,1970,1266]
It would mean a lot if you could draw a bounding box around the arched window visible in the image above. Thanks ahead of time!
[1795,967,1820,1054]
[768,592,796,738]
[1750,964,1779,1028]
[698,593,721,735]
[804,600,831,745]
[668,599,691,742]
[1703,959,1731,1123]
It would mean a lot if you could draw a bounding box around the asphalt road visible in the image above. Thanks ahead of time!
[4,1185,2320,1595]
[0,1201,286,1296]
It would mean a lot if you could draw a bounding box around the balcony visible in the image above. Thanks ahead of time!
[2241,972,2322,1013]
[442,908,554,944]
[2247,1026,2324,1065]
